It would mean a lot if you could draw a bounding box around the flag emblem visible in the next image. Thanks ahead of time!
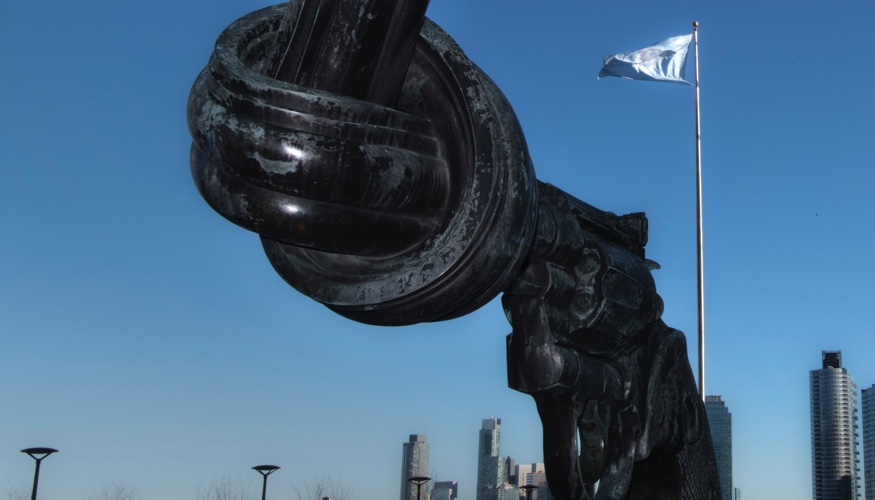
[598,34,693,85]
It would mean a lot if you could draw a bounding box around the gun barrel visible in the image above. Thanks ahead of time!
[268,0,430,106]
[532,183,648,263]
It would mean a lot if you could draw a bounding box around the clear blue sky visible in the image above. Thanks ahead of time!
[2,0,875,498]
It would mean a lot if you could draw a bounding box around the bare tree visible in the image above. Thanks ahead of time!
[5,484,28,500]
[291,475,352,500]
[84,482,140,500]
[196,474,249,500]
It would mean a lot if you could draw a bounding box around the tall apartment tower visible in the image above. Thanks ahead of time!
[705,395,733,500]
[477,417,505,500]
[400,434,430,500]
[862,385,875,500]
[810,351,859,500]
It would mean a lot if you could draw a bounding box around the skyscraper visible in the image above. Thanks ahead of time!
[400,434,430,500]
[477,417,505,500]
[862,385,875,500]
[705,395,732,500]
[810,351,859,500]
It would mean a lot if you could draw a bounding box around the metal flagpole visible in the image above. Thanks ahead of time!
[693,21,705,400]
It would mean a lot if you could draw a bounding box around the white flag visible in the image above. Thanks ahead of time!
[598,34,692,85]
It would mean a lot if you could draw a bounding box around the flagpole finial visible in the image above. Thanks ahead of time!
[693,21,699,28]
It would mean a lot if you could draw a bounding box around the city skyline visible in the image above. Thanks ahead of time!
[399,374,875,500]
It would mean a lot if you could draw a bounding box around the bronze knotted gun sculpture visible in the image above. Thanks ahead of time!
[187,1,721,497]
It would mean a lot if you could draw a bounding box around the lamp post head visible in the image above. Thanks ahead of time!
[520,484,538,500]
[407,476,431,500]
[252,465,280,476]
[21,448,58,461]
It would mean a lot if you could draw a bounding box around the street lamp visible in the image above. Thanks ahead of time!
[20,447,58,500]
[521,484,538,500]
[252,464,280,500]
[407,476,430,500]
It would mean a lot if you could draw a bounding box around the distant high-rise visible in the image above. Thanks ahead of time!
[863,385,875,500]
[527,470,547,489]
[705,395,732,500]
[477,417,505,500]
[516,463,545,488]
[513,463,531,488]
[810,351,859,500]
[505,457,516,485]
[400,434,430,500]
[432,481,458,500]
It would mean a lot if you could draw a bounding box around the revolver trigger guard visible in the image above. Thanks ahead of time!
[534,393,591,500]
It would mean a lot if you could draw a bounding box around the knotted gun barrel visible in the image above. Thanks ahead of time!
[188,0,538,325]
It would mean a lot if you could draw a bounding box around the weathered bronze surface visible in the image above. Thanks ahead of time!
[187,1,721,498]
